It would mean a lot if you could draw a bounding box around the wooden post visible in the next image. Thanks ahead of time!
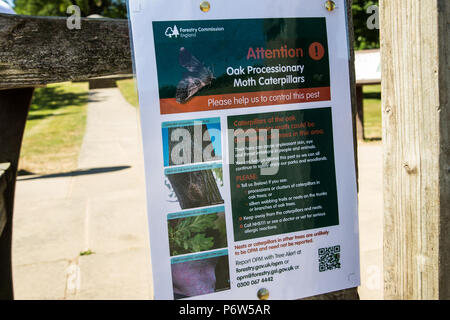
[0,88,34,300]
[381,0,450,299]
[355,85,365,140]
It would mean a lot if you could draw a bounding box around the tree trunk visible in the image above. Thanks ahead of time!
[168,170,224,210]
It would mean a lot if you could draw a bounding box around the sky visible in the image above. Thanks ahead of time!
[0,0,14,13]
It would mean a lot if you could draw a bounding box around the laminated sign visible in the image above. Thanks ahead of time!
[128,0,360,300]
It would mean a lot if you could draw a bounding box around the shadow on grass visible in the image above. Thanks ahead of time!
[17,165,131,180]
[28,85,104,121]
[27,112,72,121]
[30,86,89,112]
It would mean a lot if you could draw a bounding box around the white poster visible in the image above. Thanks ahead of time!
[128,0,360,300]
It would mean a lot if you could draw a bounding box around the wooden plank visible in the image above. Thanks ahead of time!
[0,13,132,89]
[381,0,450,299]
[356,85,365,140]
[0,88,34,300]
[0,12,376,91]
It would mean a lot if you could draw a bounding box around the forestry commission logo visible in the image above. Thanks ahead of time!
[164,25,225,39]
[165,25,180,38]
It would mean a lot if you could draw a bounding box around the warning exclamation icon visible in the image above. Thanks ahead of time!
[309,42,325,61]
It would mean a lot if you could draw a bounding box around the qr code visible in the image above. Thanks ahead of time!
[318,245,341,272]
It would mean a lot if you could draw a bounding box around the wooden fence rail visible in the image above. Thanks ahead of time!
[0,13,131,89]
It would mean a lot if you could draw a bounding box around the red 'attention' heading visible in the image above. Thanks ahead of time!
[247,46,304,60]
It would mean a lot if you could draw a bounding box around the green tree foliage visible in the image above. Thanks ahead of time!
[13,0,127,18]
[168,213,227,256]
[352,0,380,49]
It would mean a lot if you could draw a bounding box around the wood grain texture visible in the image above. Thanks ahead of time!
[0,13,132,89]
[381,0,450,299]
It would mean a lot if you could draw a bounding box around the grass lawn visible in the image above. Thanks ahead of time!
[19,82,89,175]
[363,84,382,140]
[117,79,139,107]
